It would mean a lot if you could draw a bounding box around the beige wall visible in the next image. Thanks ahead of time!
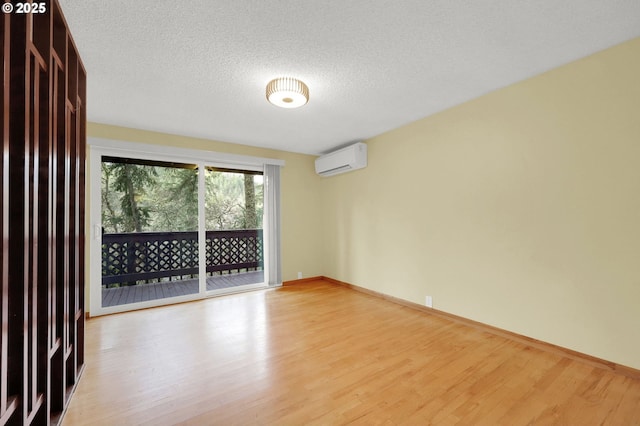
[87,124,324,283]
[321,37,640,369]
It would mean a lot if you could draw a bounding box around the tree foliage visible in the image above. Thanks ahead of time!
[102,163,157,233]
[101,160,263,234]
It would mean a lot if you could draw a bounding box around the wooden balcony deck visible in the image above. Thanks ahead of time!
[101,271,264,307]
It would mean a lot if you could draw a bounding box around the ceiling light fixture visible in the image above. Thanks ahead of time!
[266,77,309,109]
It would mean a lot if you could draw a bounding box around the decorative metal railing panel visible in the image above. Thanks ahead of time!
[102,229,263,287]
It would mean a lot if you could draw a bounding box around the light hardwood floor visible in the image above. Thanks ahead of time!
[63,280,640,425]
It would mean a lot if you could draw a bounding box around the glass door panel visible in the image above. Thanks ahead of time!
[204,167,265,292]
[100,157,199,307]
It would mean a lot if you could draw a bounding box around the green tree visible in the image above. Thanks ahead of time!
[147,166,198,232]
[102,163,122,233]
[205,170,244,230]
[101,161,263,234]
[243,174,257,228]
[108,162,157,232]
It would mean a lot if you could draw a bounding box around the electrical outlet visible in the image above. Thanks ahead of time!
[297,272,303,279]
[425,296,433,308]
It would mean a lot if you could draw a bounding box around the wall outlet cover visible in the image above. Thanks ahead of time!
[426,296,433,308]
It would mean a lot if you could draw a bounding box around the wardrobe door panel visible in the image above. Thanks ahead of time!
[1,12,19,426]
[2,2,85,424]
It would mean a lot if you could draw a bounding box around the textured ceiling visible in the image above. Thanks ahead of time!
[58,0,640,155]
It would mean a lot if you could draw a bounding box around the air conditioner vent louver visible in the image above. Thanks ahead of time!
[315,142,367,177]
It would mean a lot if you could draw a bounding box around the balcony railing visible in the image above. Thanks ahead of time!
[102,229,263,287]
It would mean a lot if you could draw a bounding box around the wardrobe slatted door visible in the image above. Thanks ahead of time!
[2,10,18,426]
[1,1,86,425]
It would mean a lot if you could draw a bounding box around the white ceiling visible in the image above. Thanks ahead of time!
[59,0,640,155]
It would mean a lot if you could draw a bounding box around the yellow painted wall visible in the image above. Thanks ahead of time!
[321,37,640,369]
[87,124,324,283]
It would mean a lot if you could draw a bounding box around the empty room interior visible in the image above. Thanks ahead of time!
[3,0,640,425]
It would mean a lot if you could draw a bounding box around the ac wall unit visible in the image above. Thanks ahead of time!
[315,142,367,177]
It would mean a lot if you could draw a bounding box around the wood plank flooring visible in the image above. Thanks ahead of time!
[101,271,265,307]
[63,280,640,425]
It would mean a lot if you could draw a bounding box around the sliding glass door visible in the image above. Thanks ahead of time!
[100,157,201,308]
[204,168,265,293]
[89,142,278,316]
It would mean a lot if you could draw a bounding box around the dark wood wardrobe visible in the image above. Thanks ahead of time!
[1,0,86,424]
